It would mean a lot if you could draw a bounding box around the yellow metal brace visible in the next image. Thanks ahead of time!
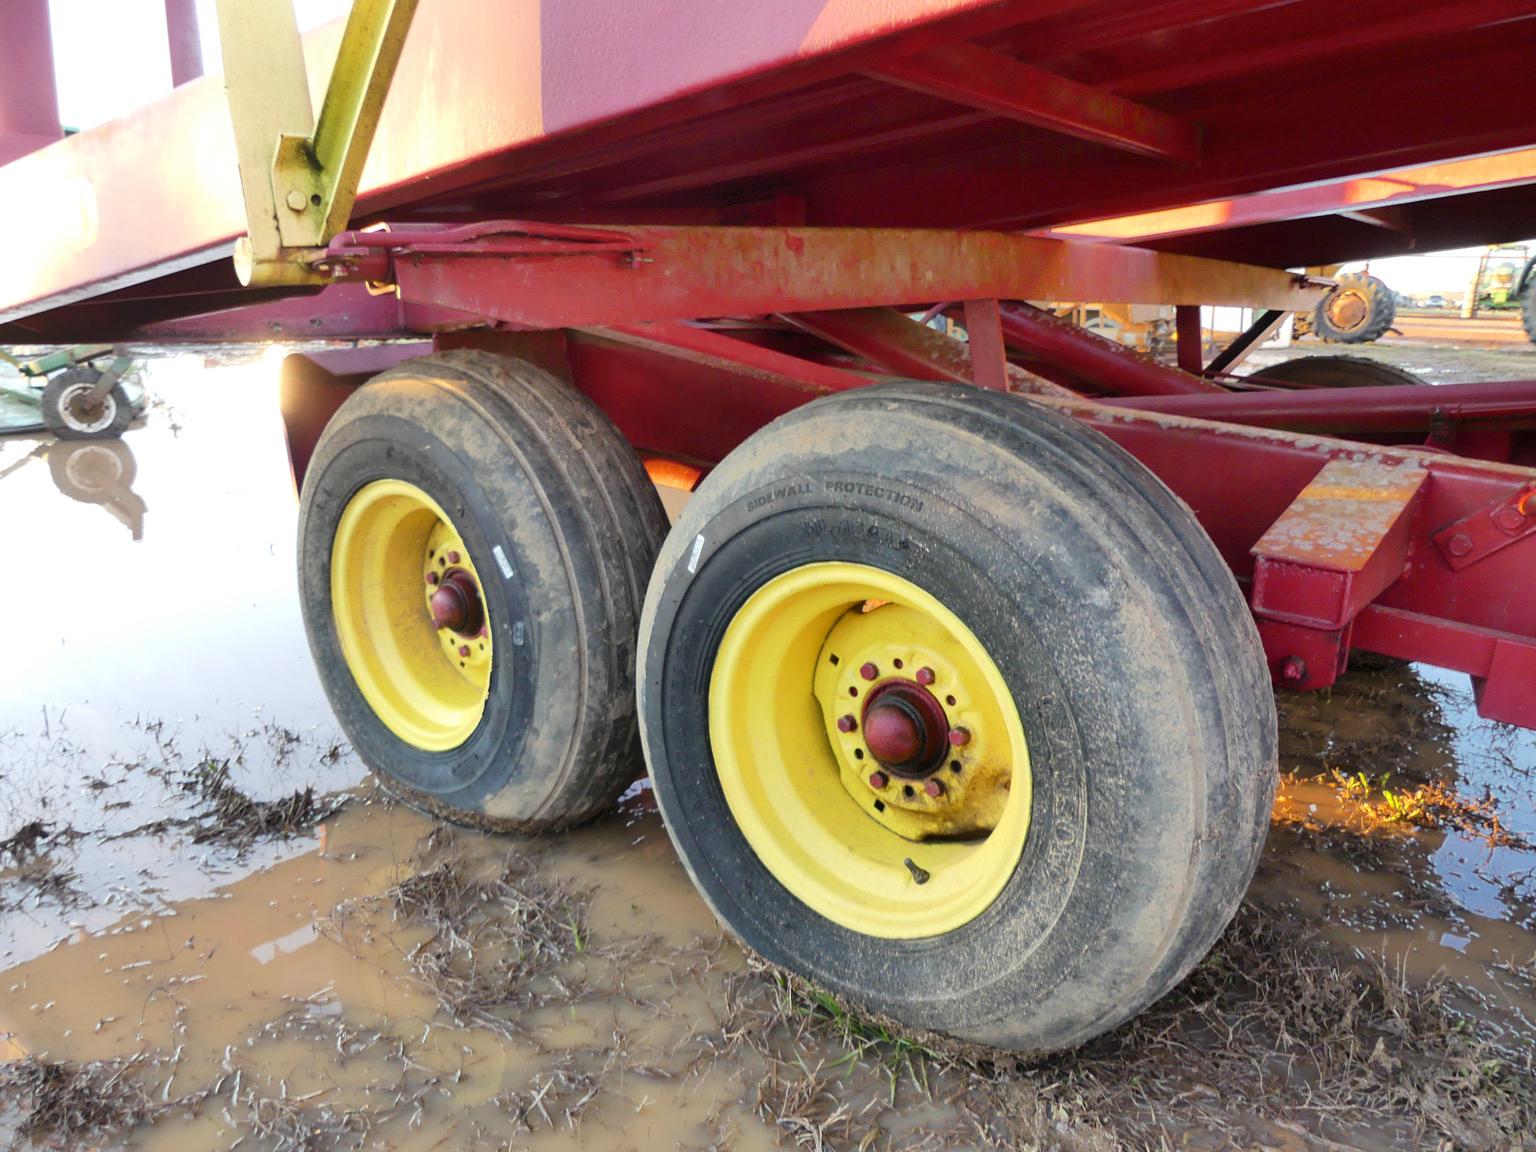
[215,0,419,286]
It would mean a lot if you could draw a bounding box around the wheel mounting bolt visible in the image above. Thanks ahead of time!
[948,727,970,747]
[923,778,945,798]
[868,771,888,789]
[837,714,857,733]
[426,571,439,585]
[859,662,879,681]
[447,550,462,564]
[458,644,472,658]
[915,667,935,685]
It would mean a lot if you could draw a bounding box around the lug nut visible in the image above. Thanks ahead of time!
[915,667,935,685]
[426,571,439,585]
[837,714,857,733]
[923,778,945,798]
[868,771,888,789]
[859,662,879,681]
[458,644,472,658]
[947,727,970,747]
[447,550,462,564]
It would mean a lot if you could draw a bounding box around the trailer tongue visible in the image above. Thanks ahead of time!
[5,0,1536,1055]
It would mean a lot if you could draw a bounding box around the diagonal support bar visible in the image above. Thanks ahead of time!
[869,43,1200,164]
[216,0,420,287]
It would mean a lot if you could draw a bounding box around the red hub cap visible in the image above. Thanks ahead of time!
[428,569,485,636]
[861,680,950,778]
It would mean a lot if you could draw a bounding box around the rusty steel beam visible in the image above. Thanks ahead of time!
[868,42,1200,163]
[331,223,1320,333]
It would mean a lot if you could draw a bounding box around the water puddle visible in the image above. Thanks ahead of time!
[0,350,1532,1149]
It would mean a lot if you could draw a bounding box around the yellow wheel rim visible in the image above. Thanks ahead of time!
[708,562,1031,939]
[331,480,493,752]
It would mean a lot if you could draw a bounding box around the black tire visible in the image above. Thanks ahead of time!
[299,350,668,831]
[1522,275,1536,346]
[1313,272,1396,344]
[1246,355,1427,389]
[638,381,1277,1054]
[40,367,134,441]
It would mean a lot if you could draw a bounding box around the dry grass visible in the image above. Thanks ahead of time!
[329,828,596,1039]
[717,904,1536,1151]
[0,1055,160,1148]
[182,757,343,847]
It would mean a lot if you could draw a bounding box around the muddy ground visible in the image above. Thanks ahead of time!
[0,343,1533,1151]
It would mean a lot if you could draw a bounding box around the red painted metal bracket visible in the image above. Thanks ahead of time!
[961,299,1008,391]
[1248,458,1427,690]
[1433,480,1536,570]
[868,43,1201,164]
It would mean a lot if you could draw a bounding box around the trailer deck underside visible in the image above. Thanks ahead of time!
[4,0,1536,339]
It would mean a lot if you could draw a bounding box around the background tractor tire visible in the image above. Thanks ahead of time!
[1523,276,1536,346]
[299,350,668,832]
[1313,273,1396,344]
[1246,355,1427,389]
[40,367,135,441]
[638,381,1277,1055]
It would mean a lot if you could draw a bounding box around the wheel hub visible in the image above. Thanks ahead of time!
[862,681,948,777]
[429,569,485,636]
[1325,289,1368,331]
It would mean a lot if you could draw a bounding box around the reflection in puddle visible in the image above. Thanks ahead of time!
[0,352,1532,1149]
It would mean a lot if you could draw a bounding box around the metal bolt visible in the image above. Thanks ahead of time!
[859,662,879,681]
[868,771,888,789]
[923,778,945,798]
[458,644,472,658]
[426,571,440,585]
[1280,656,1307,684]
[285,189,308,212]
[1446,532,1475,557]
[915,667,935,685]
[447,550,462,564]
[1496,506,1526,533]
[947,727,970,747]
[837,715,857,733]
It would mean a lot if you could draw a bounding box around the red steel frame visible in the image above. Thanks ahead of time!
[5,1,1536,728]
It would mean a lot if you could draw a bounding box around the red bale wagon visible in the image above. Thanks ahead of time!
[4,0,1536,1055]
